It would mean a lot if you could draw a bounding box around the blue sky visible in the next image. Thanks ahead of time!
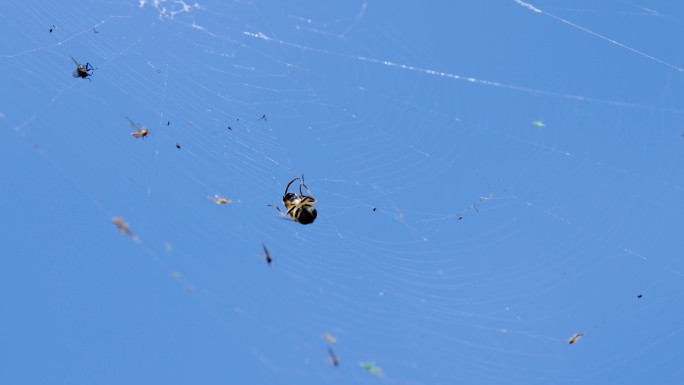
[2,1,684,384]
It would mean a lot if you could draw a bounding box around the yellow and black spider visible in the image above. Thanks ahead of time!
[270,176,317,224]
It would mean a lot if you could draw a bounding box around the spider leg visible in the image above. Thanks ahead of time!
[284,177,301,196]
[268,204,285,215]
[269,204,297,222]
[300,195,316,204]
[299,177,314,197]
[299,174,306,196]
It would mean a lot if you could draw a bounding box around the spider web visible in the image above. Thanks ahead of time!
[2,1,684,384]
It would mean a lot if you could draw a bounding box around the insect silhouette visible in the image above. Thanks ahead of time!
[262,244,273,265]
[70,56,95,81]
[269,176,317,225]
[327,347,339,367]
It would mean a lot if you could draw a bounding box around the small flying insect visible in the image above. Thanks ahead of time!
[92,27,99,34]
[259,114,267,121]
[568,332,584,345]
[112,217,137,240]
[175,143,181,149]
[126,117,149,139]
[70,56,95,81]
[49,25,56,33]
[131,128,148,139]
[328,347,339,367]
[269,176,317,225]
[262,244,273,265]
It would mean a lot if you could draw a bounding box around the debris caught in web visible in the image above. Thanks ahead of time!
[209,195,231,204]
[322,332,337,344]
[360,361,384,377]
[112,217,137,241]
[568,332,584,345]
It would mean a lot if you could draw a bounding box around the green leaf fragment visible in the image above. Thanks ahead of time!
[360,361,384,377]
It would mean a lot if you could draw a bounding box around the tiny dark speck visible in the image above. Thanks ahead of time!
[372,207,377,212]
[175,143,181,149]
[167,121,170,126]
[637,294,643,299]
